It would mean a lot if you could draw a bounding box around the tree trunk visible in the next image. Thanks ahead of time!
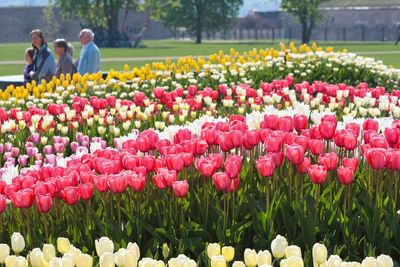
[105,0,121,47]
[301,21,308,44]
[195,2,203,44]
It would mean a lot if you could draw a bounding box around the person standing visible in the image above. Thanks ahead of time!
[77,29,101,75]
[53,39,76,78]
[23,48,35,84]
[29,29,56,82]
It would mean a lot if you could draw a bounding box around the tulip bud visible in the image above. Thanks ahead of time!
[271,235,288,259]
[207,243,221,260]
[168,258,181,267]
[221,246,234,262]
[285,245,301,258]
[312,243,327,265]
[183,259,196,267]
[100,252,115,267]
[0,244,10,264]
[361,257,378,267]
[326,255,342,267]
[57,237,70,254]
[62,255,74,267]
[162,243,169,259]
[126,242,140,260]
[11,233,25,254]
[256,250,271,266]
[244,249,257,267]
[43,244,56,261]
[76,254,92,267]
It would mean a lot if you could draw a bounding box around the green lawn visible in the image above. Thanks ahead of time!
[0,39,399,76]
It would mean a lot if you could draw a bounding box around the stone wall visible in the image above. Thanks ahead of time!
[0,6,172,43]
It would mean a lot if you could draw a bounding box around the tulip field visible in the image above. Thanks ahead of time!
[1,43,400,266]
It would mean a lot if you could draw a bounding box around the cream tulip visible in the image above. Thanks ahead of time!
[327,255,342,267]
[312,243,327,265]
[11,233,25,254]
[0,244,10,264]
[211,255,226,267]
[361,257,378,267]
[183,259,197,267]
[124,250,138,267]
[100,252,115,267]
[95,237,114,257]
[114,248,127,267]
[232,261,246,267]
[29,248,44,267]
[244,248,257,267]
[207,243,221,260]
[376,254,393,267]
[285,246,302,258]
[43,244,56,261]
[256,250,272,266]
[61,255,75,267]
[221,246,234,262]
[57,238,70,254]
[76,254,92,267]
[15,256,28,267]
[167,258,182,267]
[49,257,63,267]
[271,235,288,259]
[127,242,140,260]
[5,255,17,267]
[287,256,304,267]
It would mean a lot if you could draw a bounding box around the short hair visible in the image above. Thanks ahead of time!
[79,29,94,41]
[25,48,35,59]
[30,29,47,46]
[54,38,68,52]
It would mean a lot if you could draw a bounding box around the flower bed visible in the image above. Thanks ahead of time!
[0,44,399,265]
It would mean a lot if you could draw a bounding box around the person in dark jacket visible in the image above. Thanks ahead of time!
[53,39,76,78]
[29,29,56,83]
[23,48,35,84]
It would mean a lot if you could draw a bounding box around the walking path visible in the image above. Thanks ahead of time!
[0,50,399,65]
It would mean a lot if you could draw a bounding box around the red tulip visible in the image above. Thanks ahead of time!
[35,194,53,213]
[264,115,278,130]
[0,195,7,213]
[365,148,386,170]
[195,157,216,177]
[363,119,379,132]
[264,136,283,153]
[93,175,109,192]
[256,156,275,177]
[108,175,127,193]
[212,172,230,192]
[342,157,359,172]
[11,189,34,208]
[337,166,354,185]
[209,154,224,170]
[269,152,284,167]
[319,121,336,140]
[201,128,218,146]
[122,155,140,170]
[78,183,94,200]
[294,136,309,151]
[156,168,177,188]
[226,130,243,149]
[384,127,399,145]
[224,155,242,178]
[308,165,327,184]
[174,129,192,144]
[284,144,305,165]
[345,123,360,137]
[343,132,358,151]
[228,178,240,192]
[309,139,324,155]
[277,116,293,132]
[370,136,389,149]
[321,114,337,127]
[166,154,184,173]
[172,181,189,198]
[243,130,260,149]
[194,139,208,156]
[293,114,308,133]
[309,126,323,139]
[297,157,311,174]
[62,187,80,205]
[318,153,339,171]
[129,173,146,192]
[153,174,168,189]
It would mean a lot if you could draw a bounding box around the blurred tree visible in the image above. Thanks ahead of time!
[281,0,329,44]
[143,0,243,44]
[54,0,139,47]
[43,0,60,41]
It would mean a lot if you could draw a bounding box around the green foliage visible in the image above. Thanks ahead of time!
[143,0,243,43]
[281,0,329,43]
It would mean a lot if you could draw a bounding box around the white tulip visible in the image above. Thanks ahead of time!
[285,245,302,258]
[312,243,327,265]
[43,244,56,261]
[376,254,393,267]
[244,248,257,267]
[95,237,114,257]
[11,233,25,254]
[256,250,272,266]
[207,243,221,260]
[127,242,140,260]
[0,244,10,264]
[287,256,304,267]
[361,257,378,267]
[49,257,63,267]
[57,238,70,254]
[271,235,288,259]
[100,252,115,267]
